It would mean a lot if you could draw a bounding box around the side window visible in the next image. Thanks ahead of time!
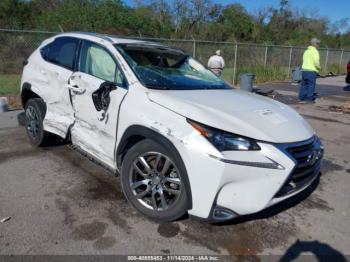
[40,44,50,61]
[80,41,125,85]
[40,37,79,70]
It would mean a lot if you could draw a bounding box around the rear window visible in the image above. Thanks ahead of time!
[40,37,79,70]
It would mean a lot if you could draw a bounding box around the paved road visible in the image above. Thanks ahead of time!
[1,76,350,258]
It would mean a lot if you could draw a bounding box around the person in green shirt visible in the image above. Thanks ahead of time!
[299,38,321,102]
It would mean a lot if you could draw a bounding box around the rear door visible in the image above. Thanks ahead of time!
[69,40,128,169]
[40,37,79,138]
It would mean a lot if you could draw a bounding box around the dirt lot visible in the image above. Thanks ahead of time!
[0,76,350,259]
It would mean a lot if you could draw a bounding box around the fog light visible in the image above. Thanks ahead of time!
[213,207,237,221]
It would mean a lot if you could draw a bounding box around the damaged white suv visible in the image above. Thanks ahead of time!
[20,32,324,222]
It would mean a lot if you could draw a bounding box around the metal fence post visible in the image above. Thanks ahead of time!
[264,45,268,68]
[287,46,293,78]
[232,42,238,86]
[339,49,344,70]
[192,36,196,58]
[324,48,329,73]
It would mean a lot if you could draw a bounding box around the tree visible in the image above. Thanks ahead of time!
[266,0,296,44]
[217,4,254,41]
[0,0,31,28]
[0,0,348,48]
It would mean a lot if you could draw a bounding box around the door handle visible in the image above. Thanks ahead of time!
[40,69,47,75]
[70,75,81,80]
[65,84,86,94]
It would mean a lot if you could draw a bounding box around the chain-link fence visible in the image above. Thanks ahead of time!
[1,28,350,86]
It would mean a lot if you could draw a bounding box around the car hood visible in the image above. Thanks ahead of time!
[147,89,314,143]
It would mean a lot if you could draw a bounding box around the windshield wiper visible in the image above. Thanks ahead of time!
[202,84,230,90]
[145,85,170,90]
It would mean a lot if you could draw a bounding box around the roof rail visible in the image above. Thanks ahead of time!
[68,32,114,43]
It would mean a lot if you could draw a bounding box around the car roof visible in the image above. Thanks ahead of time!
[42,32,185,55]
[54,32,162,46]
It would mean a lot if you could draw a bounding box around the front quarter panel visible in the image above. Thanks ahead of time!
[117,83,226,218]
[117,84,300,219]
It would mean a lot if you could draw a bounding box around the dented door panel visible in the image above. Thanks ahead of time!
[20,48,75,138]
[42,64,75,138]
[70,72,127,169]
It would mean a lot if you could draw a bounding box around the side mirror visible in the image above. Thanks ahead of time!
[92,81,118,112]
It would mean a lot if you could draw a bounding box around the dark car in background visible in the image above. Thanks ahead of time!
[347,60,350,84]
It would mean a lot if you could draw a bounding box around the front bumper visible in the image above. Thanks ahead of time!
[212,136,323,221]
[183,135,323,222]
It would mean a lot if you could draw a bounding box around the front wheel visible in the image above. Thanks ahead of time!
[121,139,190,221]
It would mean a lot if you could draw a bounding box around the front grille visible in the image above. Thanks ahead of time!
[275,136,323,198]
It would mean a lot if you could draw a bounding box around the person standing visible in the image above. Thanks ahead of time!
[208,50,225,77]
[299,38,321,102]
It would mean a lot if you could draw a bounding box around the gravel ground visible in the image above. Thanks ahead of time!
[0,76,349,260]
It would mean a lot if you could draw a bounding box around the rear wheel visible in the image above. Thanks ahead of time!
[121,139,190,221]
[24,98,49,146]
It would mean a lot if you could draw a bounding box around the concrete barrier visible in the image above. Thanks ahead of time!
[0,97,9,113]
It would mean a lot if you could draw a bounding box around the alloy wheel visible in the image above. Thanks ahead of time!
[25,105,40,139]
[129,152,182,211]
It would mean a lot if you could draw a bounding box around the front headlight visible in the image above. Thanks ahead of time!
[187,119,260,151]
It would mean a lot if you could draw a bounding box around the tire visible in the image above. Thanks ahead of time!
[121,139,190,221]
[24,98,49,146]
[346,75,350,85]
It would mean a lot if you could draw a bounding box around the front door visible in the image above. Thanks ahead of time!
[69,41,128,169]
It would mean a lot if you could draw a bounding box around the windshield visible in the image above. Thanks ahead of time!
[114,44,230,90]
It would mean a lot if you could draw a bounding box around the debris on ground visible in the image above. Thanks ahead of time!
[318,72,336,78]
[0,217,11,223]
[254,89,302,104]
[328,101,350,114]
[254,88,278,98]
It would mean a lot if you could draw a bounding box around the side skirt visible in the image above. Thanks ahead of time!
[68,143,120,176]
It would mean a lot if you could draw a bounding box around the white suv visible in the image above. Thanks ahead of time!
[20,32,324,222]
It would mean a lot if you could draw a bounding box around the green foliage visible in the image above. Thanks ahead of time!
[0,74,21,95]
[220,66,289,85]
[0,0,32,28]
[327,64,347,75]
[218,4,254,41]
[236,66,288,84]
[0,0,348,48]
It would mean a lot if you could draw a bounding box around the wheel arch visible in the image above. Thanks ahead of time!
[116,125,192,210]
[21,83,42,108]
